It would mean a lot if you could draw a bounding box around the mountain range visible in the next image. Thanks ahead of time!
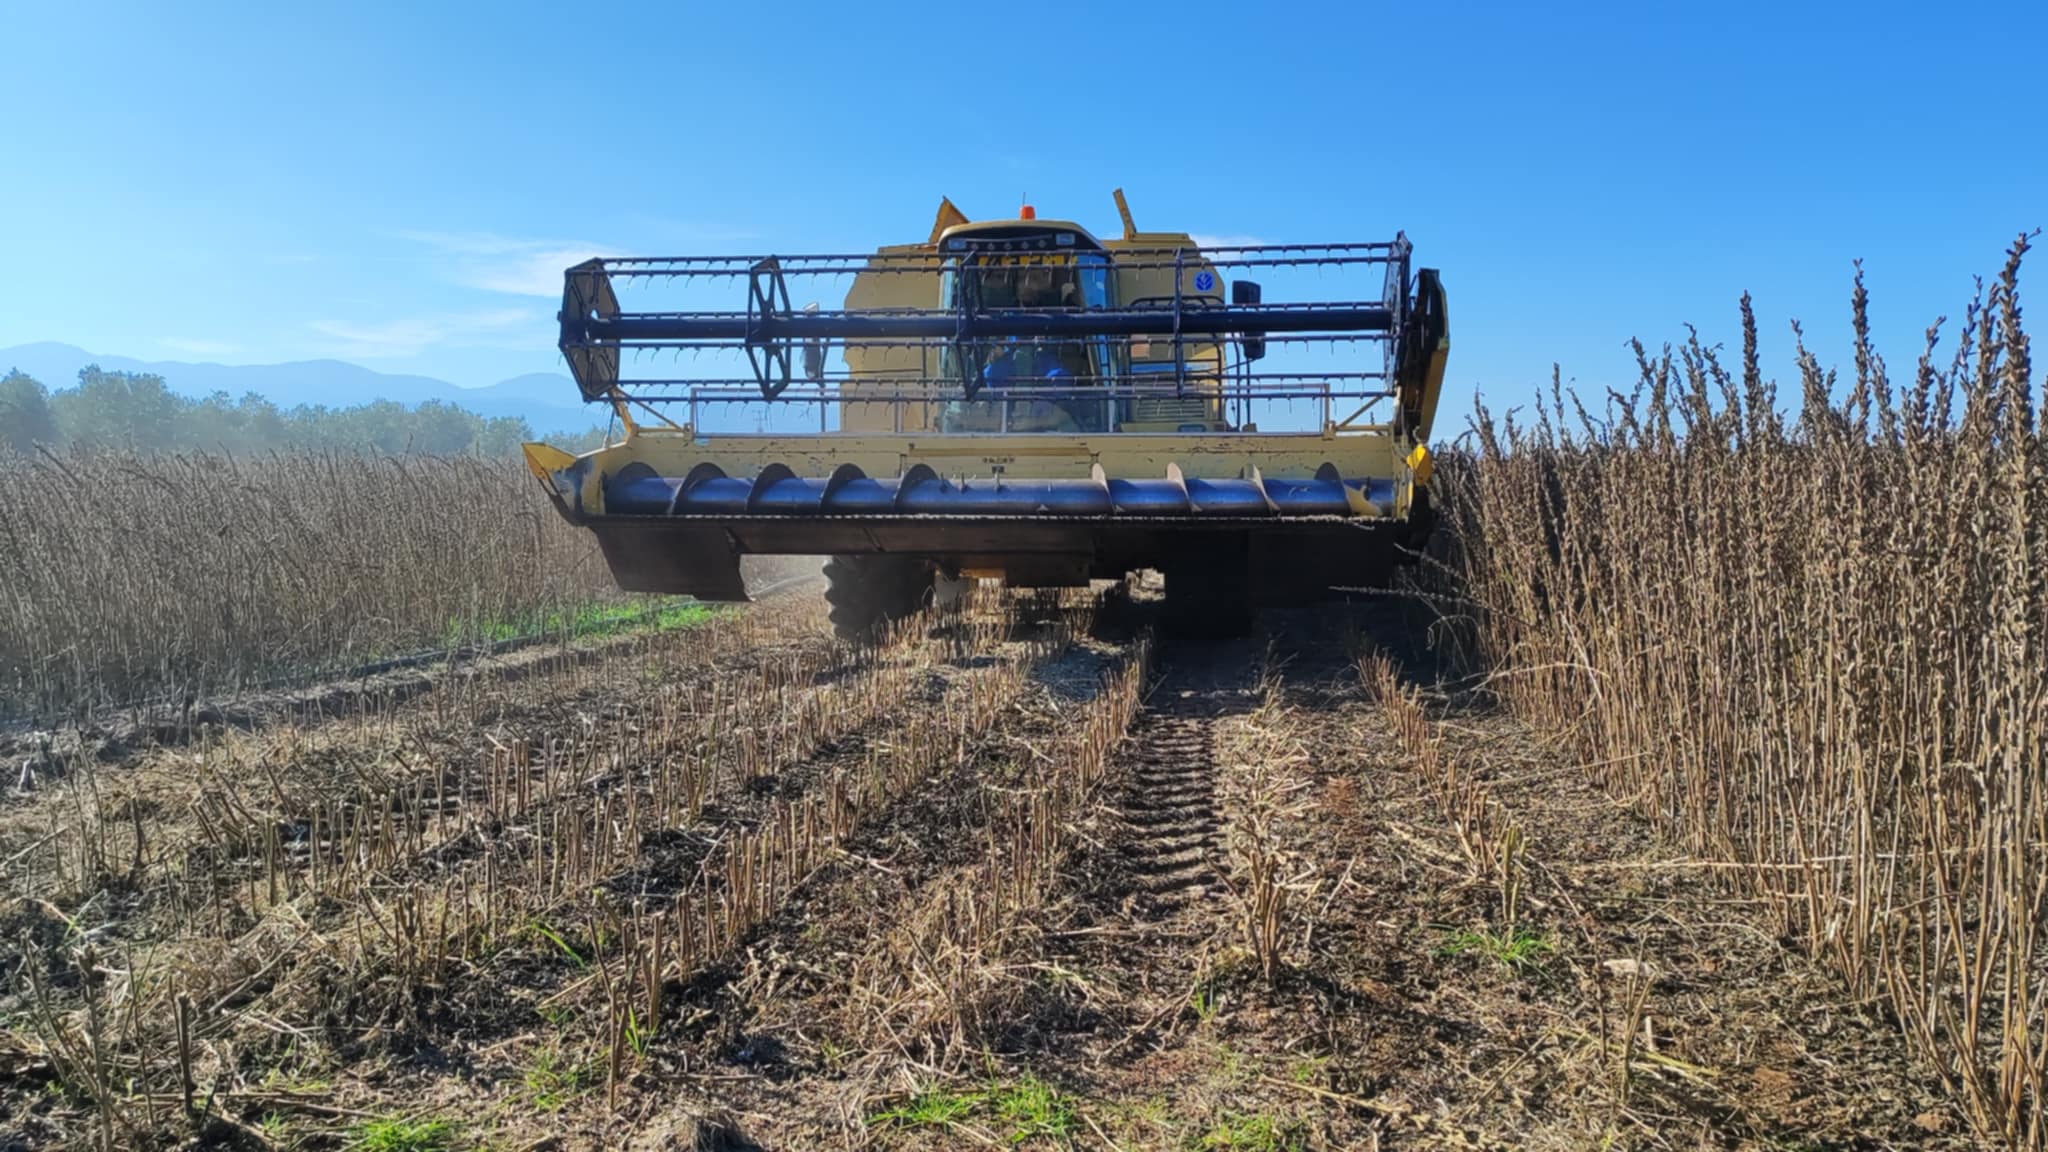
[0,342,601,435]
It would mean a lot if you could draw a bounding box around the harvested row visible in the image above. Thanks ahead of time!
[8,584,848,926]
[597,624,1155,1145]
[821,632,1153,1064]
[1,586,1080,1149]
[0,577,833,867]
[1364,647,1523,890]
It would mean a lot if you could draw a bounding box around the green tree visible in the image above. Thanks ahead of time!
[236,392,289,449]
[49,366,182,447]
[477,414,535,456]
[412,400,481,454]
[23,365,565,457]
[0,370,58,452]
[185,389,246,450]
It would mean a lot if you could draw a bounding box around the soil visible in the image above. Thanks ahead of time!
[0,586,1973,1151]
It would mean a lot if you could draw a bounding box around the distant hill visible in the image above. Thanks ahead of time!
[0,342,599,435]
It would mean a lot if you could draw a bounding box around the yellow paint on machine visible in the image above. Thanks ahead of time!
[525,189,1449,566]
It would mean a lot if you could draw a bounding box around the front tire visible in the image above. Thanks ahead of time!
[822,555,933,642]
[931,570,974,614]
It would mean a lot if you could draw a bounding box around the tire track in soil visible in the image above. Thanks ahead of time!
[1104,635,1267,923]
[1114,711,1227,916]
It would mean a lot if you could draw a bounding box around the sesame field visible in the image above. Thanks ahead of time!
[2,241,2042,1151]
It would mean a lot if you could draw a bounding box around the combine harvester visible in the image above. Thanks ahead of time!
[523,192,1448,638]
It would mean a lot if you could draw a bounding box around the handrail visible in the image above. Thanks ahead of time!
[663,380,1395,437]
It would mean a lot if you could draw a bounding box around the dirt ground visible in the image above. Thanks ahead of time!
[0,583,1970,1151]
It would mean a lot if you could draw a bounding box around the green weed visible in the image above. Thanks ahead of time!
[1193,1111,1306,1151]
[871,1086,983,1128]
[1286,1054,1328,1084]
[1438,926,1554,972]
[526,920,586,968]
[258,1064,333,1095]
[870,1074,1079,1144]
[818,1038,849,1070]
[624,1005,655,1059]
[1215,1045,1251,1087]
[990,1075,1078,1143]
[350,1115,460,1152]
[523,1049,594,1112]
[1191,971,1222,1021]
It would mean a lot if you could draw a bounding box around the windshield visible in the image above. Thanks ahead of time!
[937,251,1119,434]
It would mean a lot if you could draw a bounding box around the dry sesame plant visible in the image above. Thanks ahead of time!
[1438,235,2045,1147]
[0,450,622,723]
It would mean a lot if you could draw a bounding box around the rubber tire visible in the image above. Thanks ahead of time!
[931,571,974,615]
[823,555,934,642]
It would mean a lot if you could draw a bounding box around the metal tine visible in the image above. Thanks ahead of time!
[573,242,1409,404]
[615,387,1396,404]
[616,372,1395,388]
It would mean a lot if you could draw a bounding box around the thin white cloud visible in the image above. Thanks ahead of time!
[399,231,620,298]
[1189,233,1270,251]
[309,308,536,359]
[158,337,244,359]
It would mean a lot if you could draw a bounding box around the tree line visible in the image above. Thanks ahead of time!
[0,365,604,456]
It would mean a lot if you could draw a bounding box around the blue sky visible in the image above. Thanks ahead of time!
[2,0,2041,430]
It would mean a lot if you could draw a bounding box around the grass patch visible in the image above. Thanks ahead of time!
[871,1074,1079,1144]
[350,1115,460,1152]
[1285,1054,1328,1084]
[451,597,720,646]
[1437,925,1553,972]
[872,1085,985,1130]
[524,1048,596,1112]
[1192,1111,1306,1150]
[258,1064,333,1095]
[990,1075,1079,1143]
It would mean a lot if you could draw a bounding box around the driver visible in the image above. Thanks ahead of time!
[981,341,1071,388]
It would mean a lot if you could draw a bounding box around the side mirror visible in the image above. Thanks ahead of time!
[1232,280,1265,362]
[801,301,827,382]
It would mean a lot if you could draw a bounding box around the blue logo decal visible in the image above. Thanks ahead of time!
[1193,270,1217,293]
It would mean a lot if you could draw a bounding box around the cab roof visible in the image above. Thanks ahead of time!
[936,218,1105,252]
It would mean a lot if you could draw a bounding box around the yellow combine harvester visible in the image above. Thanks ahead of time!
[523,191,1448,638]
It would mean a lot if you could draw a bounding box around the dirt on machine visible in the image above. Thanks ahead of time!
[523,190,1449,639]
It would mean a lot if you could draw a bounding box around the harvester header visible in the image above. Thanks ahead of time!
[525,191,1449,637]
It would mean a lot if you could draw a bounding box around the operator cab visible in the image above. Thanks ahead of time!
[935,218,1124,434]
